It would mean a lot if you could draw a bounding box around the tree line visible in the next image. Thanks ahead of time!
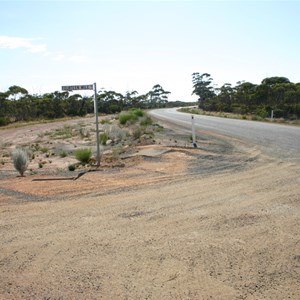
[192,73,300,119]
[0,84,192,126]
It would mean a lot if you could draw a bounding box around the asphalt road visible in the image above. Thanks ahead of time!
[150,108,300,162]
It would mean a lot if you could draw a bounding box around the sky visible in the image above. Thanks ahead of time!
[0,0,300,102]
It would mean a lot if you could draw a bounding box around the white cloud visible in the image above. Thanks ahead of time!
[0,35,47,53]
[0,35,86,64]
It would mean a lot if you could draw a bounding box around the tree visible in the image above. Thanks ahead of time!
[261,77,290,86]
[146,84,170,108]
[215,83,234,112]
[124,90,138,109]
[235,81,257,107]
[7,85,28,100]
[192,74,300,119]
[192,73,215,107]
[65,94,83,116]
[97,90,124,114]
[0,92,10,125]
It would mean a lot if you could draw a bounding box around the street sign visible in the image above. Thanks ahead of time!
[61,82,100,166]
[62,84,94,91]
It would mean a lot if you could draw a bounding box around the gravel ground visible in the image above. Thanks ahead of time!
[0,117,299,299]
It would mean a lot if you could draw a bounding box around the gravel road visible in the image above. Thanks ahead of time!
[150,108,300,161]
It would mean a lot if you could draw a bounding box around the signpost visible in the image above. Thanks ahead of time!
[62,83,100,166]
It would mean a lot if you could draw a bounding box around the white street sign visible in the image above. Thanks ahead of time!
[62,84,93,91]
[61,82,100,166]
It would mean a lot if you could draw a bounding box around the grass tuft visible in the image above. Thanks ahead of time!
[75,148,92,164]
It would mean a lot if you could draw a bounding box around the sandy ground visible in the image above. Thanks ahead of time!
[0,117,299,299]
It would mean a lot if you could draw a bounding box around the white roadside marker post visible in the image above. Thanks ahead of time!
[271,110,274,121]
[191,115,197,148]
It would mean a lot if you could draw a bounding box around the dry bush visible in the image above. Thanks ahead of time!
[102,124,128,143]
[12,148,29,176]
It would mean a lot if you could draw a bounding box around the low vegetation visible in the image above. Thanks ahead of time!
[68,164,76,171]
[2,108,159,176]
[139,115,153,126]
[59,150,68,158]
[12,148,29,176]
[102,124,127,143]
[75,148,92,165]
[180,107,300,125]
[119,109,144,125]
[100,132,109,145]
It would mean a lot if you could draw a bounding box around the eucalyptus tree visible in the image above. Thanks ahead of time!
[97,90,124,114]
[192,73,216,107]
[124,90,139,109]
[146,84,170,108]
[261,77,290,86]
[215,83,234,112]
[7,85,28,100]
[0,92,10,125]
[4,86,31,121]
[65,93,83,116]
[235,81,257,107]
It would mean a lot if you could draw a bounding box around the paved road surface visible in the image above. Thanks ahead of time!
[150,108,300,162]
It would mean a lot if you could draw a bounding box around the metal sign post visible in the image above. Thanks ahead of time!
[93,82,100,166]
[62,83,100,166]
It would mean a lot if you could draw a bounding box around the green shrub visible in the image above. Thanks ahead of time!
[12,148,29,176]
[133,127,143,139]
[100,132,108,145]
[251,115,263,121]
[140,115,153,126]
[31,143,40,152]
[51,125,73,139]
[60,150,68,158]
[100,118,111,124]
[255,107,268,119]
[119,111,136,125]
[68,164,76,171]
[119,109,145,125]
[75,148,92,164]
[131,108,144,117]
[0,117,9,126]
[40,147,49,154]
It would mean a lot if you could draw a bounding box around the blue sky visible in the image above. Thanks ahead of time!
[1,0,300,101]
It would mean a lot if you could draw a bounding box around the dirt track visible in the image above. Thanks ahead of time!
[0,118,299,299]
